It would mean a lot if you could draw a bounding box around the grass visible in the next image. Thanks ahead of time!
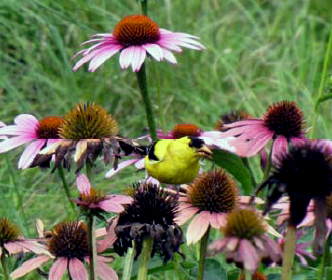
[1,0,332,279]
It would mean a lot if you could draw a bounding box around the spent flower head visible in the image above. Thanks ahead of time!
[73,14,205,72]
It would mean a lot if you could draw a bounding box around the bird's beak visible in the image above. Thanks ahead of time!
[197,145,213,158]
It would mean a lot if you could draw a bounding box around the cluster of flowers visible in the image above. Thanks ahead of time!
[0,9,331,280]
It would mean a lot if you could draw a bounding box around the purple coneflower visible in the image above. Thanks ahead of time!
[0,114,63,169]
[208,208,282,275]
[73,173,133,215]
[221,101,308,159]
[73,14,205,72]
[10,221,118,280]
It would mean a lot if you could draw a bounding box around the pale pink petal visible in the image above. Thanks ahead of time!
[134,158,145,169]
[88,45,122,72]
[295,252,308,266]
[157,40,183,52]
[74,140,87,163]
[97,256,119,280]
[0,125,37,137]
[119,47,134,69]
[238,239,259,273]
[76,173,91,195]
[143,44,163,61]
[130,46,143,72]
[210,212,220,228]
[186,211,211,244]
[207,239,228,254]
[49,257,68,280]
[0,136,33,153]
[239,196,264,204]
[4,242,23,254]
[105,158,140,178]
[35,219,45,238]
[245,130,274,156]
[261,235,282,262]
[96,227,107,238]
[18,139,46,169]
[14,240,50,255]
[10,255,50,279]
[134,47,146,72]
[98,200,125,213]
[226,237,240,251]
[175,206,199,225]
[223,119,263,128]
[272,136,288,160]
[14,114,39,128]
[161,49,177,64]
[69,258,88,280]
[105,195,133,204]
[97,232,117,253]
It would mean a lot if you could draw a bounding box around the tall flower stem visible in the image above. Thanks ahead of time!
[137,238,153,280]
[197,226,210,280]
[87,214,98,280]
[141,0,148,15]
[136,63,158,141]
[263,139,275,182]
[1,253,9,280]
[122,245,135,280]
[310,14,332,138]
[86,160,93,181]
[57,166,75,212]
[318,233,331,280]
[281,225,297,280]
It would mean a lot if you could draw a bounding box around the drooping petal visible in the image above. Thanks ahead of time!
[0,125,37,137]
[0,136,33,153]
[238,239,259,274]
[143,43,163,61]
[4,242,23,255]
[105,158,140,178]
[186,211,211,244]
[119,47,134,69]
[14,114,39,128]
[98,200,125,213]
[14,240,51,255]
[76,173,91,195]
[74,140,88,163]
[161,49,177,64]
[69,258,88,280]
[97,256,119,280]
[49,257,68,280]
[10,255,50,279]
[175,206,199,225]
[18,139,46,169]
[88,45,122,72]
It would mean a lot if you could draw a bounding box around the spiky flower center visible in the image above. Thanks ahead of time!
[188,170,238,213]
[0,218,20,244]
[36,116,63,139]
[59,102,118,140]
[119,183,178,226]
[215,111,252,131]
[113,15,160,47]
[48,222,89,260]
[238,272,267,280]
[224,208,266,240]
[172,124,202,139]
[80,188,107,205]
[263,101,304,138]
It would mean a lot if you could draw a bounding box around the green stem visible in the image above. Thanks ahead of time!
[197,226,210,280]
[141,0,148,15]
[86,160,92,181]
[1,252,10,280]
[137,238,153,280]
[263,139,275,181]
[281,225,297,280]
[87,215,98,280]
[318,233,331,280]
[243,270,252,280]
[310,14,332,138]
[241,158,255,194]
[122,245,135,280]
[57,166,75,212]
[136,63,157,141]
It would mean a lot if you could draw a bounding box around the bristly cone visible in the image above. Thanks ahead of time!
[113,182,183,262]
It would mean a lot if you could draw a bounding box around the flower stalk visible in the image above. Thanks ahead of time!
[281,225,297,280]
[141,0,148,15]
[57,166,75,212]
[1,253,9,280]
[318,233,332,280]
[197,226,210,280]
[122,245,135,280]
[87,215,98,280]
[262,139,275,181]
[136,64,158,141]
[137,238,153,280]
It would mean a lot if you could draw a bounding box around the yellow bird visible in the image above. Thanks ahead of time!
[145,136,212,185]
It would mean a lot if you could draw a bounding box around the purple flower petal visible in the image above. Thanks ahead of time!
[49,257,68,280]
[119,47,134,69]
[0,136,33,153]
[105,158,140,178]
[186,211,211,244]
[98,200,125,213]
[18,139,46,169]
[69,258,88,280]
[14,114,39,128]
[76,173,91,195]
[10,255,50,279]
[97,256,119,280]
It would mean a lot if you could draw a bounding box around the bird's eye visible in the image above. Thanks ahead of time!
[189,137,204,148]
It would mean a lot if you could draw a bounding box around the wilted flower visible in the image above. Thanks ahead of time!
[208,208,282,275]
[10,221,118,280]
[0,114,63,168]
[257,142,332,254]
[222,101,308,159]
[73,14,205,72]
[113,182,183,262]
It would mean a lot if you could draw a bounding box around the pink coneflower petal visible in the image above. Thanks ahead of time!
[49,257,68,280]
[143,44,163,61]
[98,200,125,213]
[76,173,91,195]
[105,158,141,179]
[161,49,177,64]
[0,125,36,136]
[130,46,146,72]
[4,242,23,255]
[119,47,134,69]
[18,139,46,169]
[175,206,199,225]
[10,255,50,279]
[14,240,50,255]
[238,239,259,273]
[106,195,133,204]
[186,211,211,244]
[97,256,119,280]
[272,136,288,159]
[88,45,122,72]
[14,114,39,128]
[69,258,88,280]
[226,237,240,251]
[208,238,228,253]
[0,136,34,153]
[261,235,282,262]
[295,252,309,266]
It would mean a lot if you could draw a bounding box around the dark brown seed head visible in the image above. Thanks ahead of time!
[171,124,202,139]
[36,116,63,139]
[0,218,20,245]
[215,110,252,131]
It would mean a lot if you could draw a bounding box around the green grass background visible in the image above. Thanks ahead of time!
[1,0,332,279]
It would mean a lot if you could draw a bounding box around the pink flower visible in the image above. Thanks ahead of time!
[221,101,308,159]
[73,174,133,213]
[73,14,205,72]
[0,114,63,169]
[10,221,118,280]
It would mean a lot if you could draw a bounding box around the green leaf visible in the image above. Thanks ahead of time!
[210,149,254,193]
[190,259,227,280]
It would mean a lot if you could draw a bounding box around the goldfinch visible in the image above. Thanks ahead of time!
[145,136,212,184]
